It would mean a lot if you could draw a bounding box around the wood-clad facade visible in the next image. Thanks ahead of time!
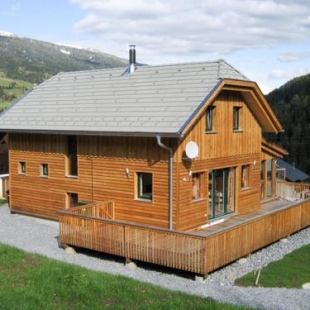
[9,88,285,231]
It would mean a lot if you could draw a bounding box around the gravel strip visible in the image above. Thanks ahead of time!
[1,204,310,310]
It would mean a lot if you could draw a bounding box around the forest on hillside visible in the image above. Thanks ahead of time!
[266,74,310,174]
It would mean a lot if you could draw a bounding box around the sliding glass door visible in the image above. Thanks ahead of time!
[208,168,235,219]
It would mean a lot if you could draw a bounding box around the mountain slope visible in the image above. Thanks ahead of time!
[0,32,128,108]
[266,74,310,174]
[0,33,127,85]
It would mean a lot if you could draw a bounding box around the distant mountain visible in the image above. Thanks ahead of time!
[0,31,128,108]
[0,32,127,84]
[266,74,310,174]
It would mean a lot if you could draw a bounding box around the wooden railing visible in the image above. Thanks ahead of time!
[204,199,310,271]
[276,181,310,201]
[66,201,115,219]
[58,198,310,276]
[59,205,207,274]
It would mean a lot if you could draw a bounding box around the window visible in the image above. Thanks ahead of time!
[241,165,250,188]
[137,172,153,201]
[67,192,79,208]
[192,172,205,200]
[41,164,49,177]
[206,106,215,132]
[19,162,26,174]
[233,107,241,131]
[67,136,78,176]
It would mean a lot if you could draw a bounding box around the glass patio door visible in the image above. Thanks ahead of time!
[209,168,235,219]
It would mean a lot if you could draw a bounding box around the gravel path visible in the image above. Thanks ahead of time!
[1,204,310,309]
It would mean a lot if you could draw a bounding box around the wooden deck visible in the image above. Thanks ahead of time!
[193,198,295,237]
[58,183,310,276]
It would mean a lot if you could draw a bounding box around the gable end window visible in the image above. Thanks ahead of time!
[206,106,215,132]
[233,107,241,131]
[137,172,153,201]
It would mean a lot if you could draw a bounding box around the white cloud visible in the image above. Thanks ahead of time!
[278,52,310,63]
[70,0,310,60]
[68,0,310,91]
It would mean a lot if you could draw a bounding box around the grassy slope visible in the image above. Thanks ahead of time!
[235,244,310,288]
[0,71,33,109]
[0,243,248,310]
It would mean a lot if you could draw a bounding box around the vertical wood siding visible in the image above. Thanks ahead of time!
[175,91,263,230]
[9,133,174,227]
[9,90,272,230]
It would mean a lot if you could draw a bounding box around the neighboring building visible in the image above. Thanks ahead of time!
[276,158,310,182]
[0,47,287,230]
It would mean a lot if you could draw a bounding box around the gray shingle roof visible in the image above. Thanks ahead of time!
[276,159,310,182]
[0,60,248,136]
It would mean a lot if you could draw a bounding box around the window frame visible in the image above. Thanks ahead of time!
[233,106,241,131]
[136,172,153,201]
[241,164,250,189]
[19,161,26,174]
[206,106,215,132]
[192,172,205,201]
[67,192,79,208]
[67,136,78,177]
[40,163,49,177]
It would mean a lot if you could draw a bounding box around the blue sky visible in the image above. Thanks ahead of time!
[1,0,310,94]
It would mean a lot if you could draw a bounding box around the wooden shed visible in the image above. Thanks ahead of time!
[1,47,309,276]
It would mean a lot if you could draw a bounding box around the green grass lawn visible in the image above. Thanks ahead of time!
[235,244,310,288]
[0,71,32,109]
[0,243,249,310]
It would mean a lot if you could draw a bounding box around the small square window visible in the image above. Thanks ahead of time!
[41,164,49,177]
[19,162,26,174]
[233,107,241,131]
[241,165,250,188]
[137,172,153,201]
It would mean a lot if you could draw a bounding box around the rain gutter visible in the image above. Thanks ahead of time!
[156,135,174,230]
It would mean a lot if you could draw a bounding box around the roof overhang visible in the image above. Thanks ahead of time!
[262,137,287,158]
[1,128,181,139]
[221,79,283,133]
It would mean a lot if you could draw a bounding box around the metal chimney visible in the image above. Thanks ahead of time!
[129,45,136,73]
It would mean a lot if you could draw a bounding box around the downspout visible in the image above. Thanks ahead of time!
[156,135,173,230]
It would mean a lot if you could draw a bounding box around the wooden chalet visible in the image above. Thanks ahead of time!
[1,47,310,277]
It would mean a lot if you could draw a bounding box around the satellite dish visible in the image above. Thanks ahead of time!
[185,141,199,159]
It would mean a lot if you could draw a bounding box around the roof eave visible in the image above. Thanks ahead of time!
[1,128,181,139]
[262,137,288,158]
[178,79,224,137]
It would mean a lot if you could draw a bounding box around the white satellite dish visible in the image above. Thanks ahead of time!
[185,141,199,159]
